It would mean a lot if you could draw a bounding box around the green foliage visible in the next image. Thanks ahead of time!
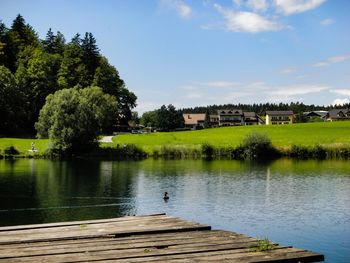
[4,146,20,155]
[57,43,88,89]
[240,132,279,160]
[35,86,117,155]
[140,110,158,128]
[204,109,211,128]
[251,237,276,252]
[42,28,65,54]
[89,144,147,159]
[0,15,137,135]
[16,47,62,131]
[201,143,214,158]
[155,104,185,131]
[0,66,26,134]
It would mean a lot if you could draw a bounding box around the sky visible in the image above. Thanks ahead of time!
[1,0,349,114]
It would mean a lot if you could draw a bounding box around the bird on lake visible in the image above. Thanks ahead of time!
[163,192,169,200]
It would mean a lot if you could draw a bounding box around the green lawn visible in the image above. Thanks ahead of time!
[1,122,350,155]
[0,138,49,155]
[113,122,350,153]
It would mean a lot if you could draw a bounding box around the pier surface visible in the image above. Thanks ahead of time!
[0,214,324,262]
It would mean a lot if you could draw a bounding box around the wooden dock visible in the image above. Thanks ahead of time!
[0,214,324,262]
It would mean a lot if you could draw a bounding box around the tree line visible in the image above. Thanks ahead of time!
[0,14,136,135]
[180,102,349,116]
[140,101,350,131]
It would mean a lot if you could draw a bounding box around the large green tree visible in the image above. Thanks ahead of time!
[0,15,137,135]
[16,47,62,131]
[36,86,117,154]
[0,66,25,134]
[158,104,184,131]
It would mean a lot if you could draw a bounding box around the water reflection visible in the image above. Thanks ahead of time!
[0,158,349,262]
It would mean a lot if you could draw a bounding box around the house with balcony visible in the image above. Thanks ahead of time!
[266,111,294,125]
[326,109,350,121]
[183,113,206,129]
[243,112,264,125]
[217,109,244,126]
[209,115,219,127]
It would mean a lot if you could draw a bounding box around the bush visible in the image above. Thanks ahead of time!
[290,145,310,159]
[240,132,279,160]
[4,146,20,155]
[201,143,214,158]
[35,86,117,155]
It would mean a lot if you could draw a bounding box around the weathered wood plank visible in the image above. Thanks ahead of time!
[0,213,166,232]
[0,237,258,259]
[0,215,324,263]
[0,241,262,262]
[0,231,250,254]
[0,218,211,244]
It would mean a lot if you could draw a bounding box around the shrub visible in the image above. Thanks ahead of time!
[35,87,117,155]
[4,146,20,155]
[290,145,310,159]
[240,132,279,160]
[201,143,214,158]
[251,237,276,252]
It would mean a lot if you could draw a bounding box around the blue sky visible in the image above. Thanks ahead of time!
[1,0,349,113]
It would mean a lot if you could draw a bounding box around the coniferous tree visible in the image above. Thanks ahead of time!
[81,32,99,82]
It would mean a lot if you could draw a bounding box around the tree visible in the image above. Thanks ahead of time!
[35,86,117,154]
[5,14,39,72]
[81,32,99,82]
[204,109,211,128]
[140,111,158,128]
[155,104,184,131]
[57,43,88,89]
[0,66,25,134]
[16,47,62,132]
[43,28,65,54]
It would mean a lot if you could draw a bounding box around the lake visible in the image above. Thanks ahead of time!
[0,158,349,262]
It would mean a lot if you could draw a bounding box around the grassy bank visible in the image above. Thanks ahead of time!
[112,122,350,154]
[1,122,350,159]
[0,138,49,158]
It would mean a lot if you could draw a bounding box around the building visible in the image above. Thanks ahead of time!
[183,113,206,129]
[217,109,244,126]
[209,115,219,127]
[243,112,264,125]
[266,111,294,125]
[303,111,328,121]
[326,109,350,121]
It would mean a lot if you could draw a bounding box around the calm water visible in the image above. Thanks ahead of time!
[0,158,349,262]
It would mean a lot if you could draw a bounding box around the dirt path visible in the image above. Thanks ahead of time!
[99,136,113,143]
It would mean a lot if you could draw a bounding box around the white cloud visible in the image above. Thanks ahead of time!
[274,0,326,15]
[194,81,241,88]
[320,18,334,26]
[160,0,192,19]
[332,98,350,106]
[215,4,283,33]
[330,89,350,96]
[246,0,269,11]
[271,84,329,96]
[135,102,162,114]
[233,0,242,6]
[313,55,350,67]
[280,67,297,74]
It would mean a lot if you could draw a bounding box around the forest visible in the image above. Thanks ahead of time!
[0,14,137,136]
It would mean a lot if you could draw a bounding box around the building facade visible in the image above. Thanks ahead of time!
[217,109,244,126]
[265,111,294,125]
[326,109,350,121]
[183,113,206,129]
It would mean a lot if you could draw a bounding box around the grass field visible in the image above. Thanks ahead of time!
[1,121,350,156]
[112,121,350,153]
[0,138,49,156]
